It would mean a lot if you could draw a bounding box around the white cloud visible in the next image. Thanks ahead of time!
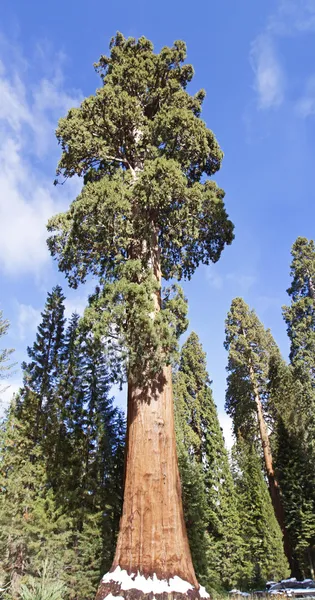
[218,412,234,451]
[17,303,42,340]
[0,42,81,277]
[64,280,97,319]
[204,265,223,290]
[268,0,315,35]
[250,34,285,110]
[296,74,315,117]
[205,267,257,293]
[0,378,21,417]
[226,272,257,293]
[64,295,88,320]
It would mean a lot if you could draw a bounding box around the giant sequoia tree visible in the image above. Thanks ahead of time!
[283,237,315,449]
[224,298,292,567]
[282,237,315,575]
[47,33,234,600]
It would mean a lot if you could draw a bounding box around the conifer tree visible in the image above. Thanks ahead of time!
[47,33,234,598]
[17,286,66,447]
[268,352,315,578]
[283,237,315,450]
[232,438,290,590]
[281,237,315,576]
[0,290,125,600]
[174,333,243,591]
[224,297,291,565]
[0,403,71,599]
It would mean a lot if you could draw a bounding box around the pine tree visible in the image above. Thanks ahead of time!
[17,286,66,448]
[0,289,126,600]
[174,332,243,591]
[47,32,234,598]
[232,438,290,590]
[224,297,291,566]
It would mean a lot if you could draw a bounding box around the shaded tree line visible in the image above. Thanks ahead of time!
[0,287,125,600]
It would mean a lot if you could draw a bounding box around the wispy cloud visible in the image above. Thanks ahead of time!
[0,39,81,278]
[205,265,257,295]
[250,34,285,110]
[226,272,257,293]
[204,265,223,290]
[296,74,315,117]
[268,0,315,35]
[17,303,42,340]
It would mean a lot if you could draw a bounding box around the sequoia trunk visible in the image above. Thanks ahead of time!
[95,367,204,600]
[114,366,197,582]
[249,363,293,570]
[96,240,205,600]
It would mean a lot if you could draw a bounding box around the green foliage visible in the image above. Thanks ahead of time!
[0,405,72,598]
[268,352,315,577]
[232,438,290,590]
[224,297,277,440]
[280,237,315,576]
[19,560,66,600]
[283,237,315,447]
[174,332,243,591]
[47,33,234,382]
[0,288,125,600]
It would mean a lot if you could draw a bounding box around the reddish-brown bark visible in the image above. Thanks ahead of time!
[112,366,197,584]
[95,234,200,599]
[249,364,293,569]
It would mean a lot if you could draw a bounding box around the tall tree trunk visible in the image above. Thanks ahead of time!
[95,368,204,600]
[116,367,196,582]
[96,239,205,600]
[249,363,293,571]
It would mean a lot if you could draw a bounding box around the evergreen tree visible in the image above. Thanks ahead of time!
[0,403,72,599]
[17,286,66,447]
[0,290,125,600]
[268,353,315,578]
[46,32,234,596]
[283,237,315,450]
[174,332,243,591]
[232,438,290,590]
[224,297,291,565]
[281,237,315,576]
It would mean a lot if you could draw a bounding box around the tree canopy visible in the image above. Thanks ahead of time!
[47,33,234,382]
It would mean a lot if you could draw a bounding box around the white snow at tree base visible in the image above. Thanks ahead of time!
[102,566,209,598]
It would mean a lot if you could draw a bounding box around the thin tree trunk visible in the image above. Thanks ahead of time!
[249,363,293,570]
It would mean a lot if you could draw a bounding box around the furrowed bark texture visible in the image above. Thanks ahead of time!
[96,227,199,598]
[113,365,197,584]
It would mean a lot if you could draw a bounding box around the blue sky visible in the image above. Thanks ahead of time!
[1,0,315,448]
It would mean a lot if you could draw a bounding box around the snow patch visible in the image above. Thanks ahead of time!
[102,567,209,598]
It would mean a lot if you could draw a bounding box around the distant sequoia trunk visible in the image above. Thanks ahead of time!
[248,362,293,572]
[96,245,207,600]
